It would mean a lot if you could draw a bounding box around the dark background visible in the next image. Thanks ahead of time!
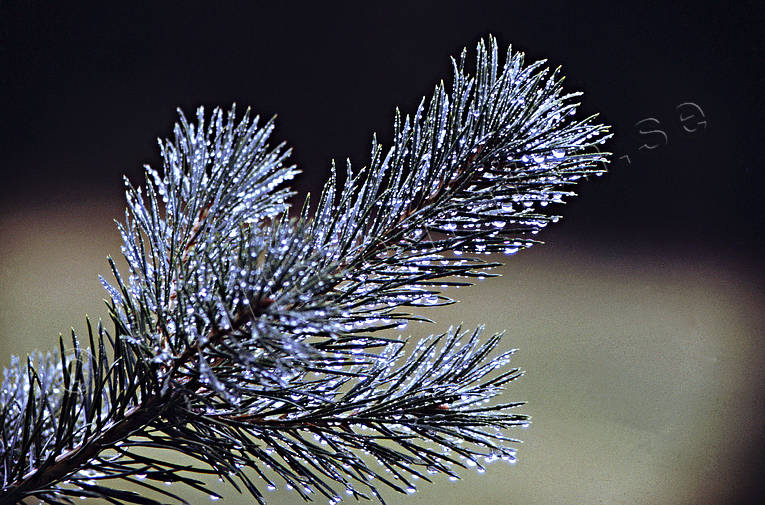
[1,2,764,504]
[1,1,764,254]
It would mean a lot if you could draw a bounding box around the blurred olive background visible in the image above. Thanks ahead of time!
[1,2,764,504]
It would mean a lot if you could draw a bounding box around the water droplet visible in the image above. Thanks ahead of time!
[209,495,221,501]
[552,149,566,159]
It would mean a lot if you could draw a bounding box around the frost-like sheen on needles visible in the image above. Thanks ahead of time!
[0,37,610,505]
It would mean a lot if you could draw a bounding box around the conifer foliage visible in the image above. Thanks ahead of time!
[0,37,610,504]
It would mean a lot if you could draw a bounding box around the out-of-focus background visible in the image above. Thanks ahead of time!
[1,2,763,504]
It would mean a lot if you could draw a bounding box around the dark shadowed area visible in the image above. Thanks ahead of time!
[1,2,763,504]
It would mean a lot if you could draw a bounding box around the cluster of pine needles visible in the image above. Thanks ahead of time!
[0,37,610,504]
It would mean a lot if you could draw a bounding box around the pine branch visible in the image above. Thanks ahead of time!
[0,36,611,504]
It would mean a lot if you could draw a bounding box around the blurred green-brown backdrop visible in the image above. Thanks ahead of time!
[1,2,763,504]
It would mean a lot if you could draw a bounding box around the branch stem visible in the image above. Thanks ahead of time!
[1,397,165,504]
